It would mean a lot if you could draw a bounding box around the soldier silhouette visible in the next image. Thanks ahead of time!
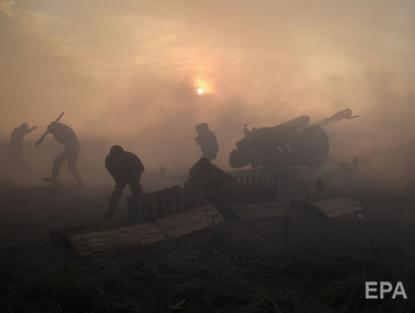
[187,157,232,202]
[42,122,84,187]
[104,145,144,220]
[195,122,219,161]
[187,157,235,219]
[9,123,37,170]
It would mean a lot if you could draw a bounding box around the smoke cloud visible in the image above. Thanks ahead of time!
[0,0,414,179]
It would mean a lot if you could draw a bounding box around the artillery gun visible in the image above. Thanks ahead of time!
[229,109,358,170]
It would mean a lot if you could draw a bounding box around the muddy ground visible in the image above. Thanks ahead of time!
[0,181,414,313]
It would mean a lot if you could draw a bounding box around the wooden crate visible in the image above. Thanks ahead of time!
[311,197,364,218]
[156,204,224,239]
[52,204,223,257]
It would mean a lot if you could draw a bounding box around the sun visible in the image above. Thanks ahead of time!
[196,87,205,95]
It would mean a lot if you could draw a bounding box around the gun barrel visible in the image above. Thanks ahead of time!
[271,115,310,131]
[35,132,49,146]
[313,109,354,127]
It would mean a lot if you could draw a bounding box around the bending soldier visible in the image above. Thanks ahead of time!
[104,145,144,220]
[187,157,235,219]
[43,122,84,187]
[9,123,37,169]
[195,123,219,161]
[187,157,232,202]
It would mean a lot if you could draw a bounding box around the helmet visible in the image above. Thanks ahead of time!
[110,145,124,155]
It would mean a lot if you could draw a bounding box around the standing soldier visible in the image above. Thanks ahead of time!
[42,122,84,187]
[195,122,219,161]
[9,123,37,170]
[104,145,144,220]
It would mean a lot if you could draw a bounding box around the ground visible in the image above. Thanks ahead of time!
[0,182,414,313]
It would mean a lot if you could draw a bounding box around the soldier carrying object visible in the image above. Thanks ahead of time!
[42,121,84,187]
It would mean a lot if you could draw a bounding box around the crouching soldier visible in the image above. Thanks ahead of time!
[187,157,231,202]
[187,158,232,202]
[187,157,235,219]
[104,145,144,220]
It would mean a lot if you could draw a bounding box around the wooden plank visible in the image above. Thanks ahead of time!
[230,202,286,221]
[155,190,166,218]
[52,205,224,257]
[311,197,364,218]
[139,196,151,222]
[162,189,171,216]
[70,222,163,242]
[168,186,178,215]
[176,186,186,213]
[156,204,224,239]
[246,179,253,203]
[270,178,278,201]
[148,194,158,220]
[69,224,166,254]
[258,181,266,202]
[64,222,166,256]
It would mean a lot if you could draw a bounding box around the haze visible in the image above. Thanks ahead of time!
[0,0,414,174]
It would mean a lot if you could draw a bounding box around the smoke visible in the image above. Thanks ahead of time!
[0,0,414,182]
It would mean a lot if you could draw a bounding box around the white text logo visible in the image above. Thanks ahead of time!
[365,281,407,300]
